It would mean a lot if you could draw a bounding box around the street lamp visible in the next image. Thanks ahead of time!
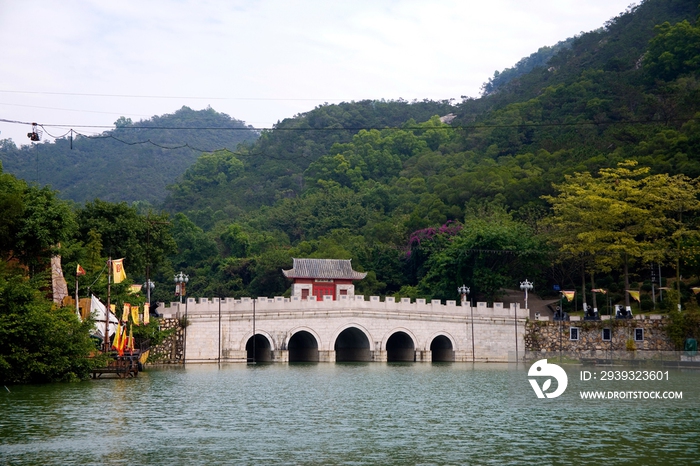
[457,284,470,305]
[174,272,189,304]
[458,284,475,363]
[520,279,533,311]
[143,279,155,306]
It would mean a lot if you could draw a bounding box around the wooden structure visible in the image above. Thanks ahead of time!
[90,353,142,379]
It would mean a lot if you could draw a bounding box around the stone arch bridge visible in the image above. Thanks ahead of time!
[158,295,526,363]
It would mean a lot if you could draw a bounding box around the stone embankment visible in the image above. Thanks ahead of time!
[525,315,673,357]
[149,317,185,364]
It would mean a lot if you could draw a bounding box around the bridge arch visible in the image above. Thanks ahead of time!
[332,323,373,362]
[423,332,457,352]
[428,333,456,362]
[242,331,274,363]
[286,327,321,363]
[383,328,418,362]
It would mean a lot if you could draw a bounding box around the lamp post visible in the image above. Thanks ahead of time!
[458,284,470,305]
[458,285,475,363]
[143,279,155,306]
[174,271,189,366]
[520,279,533,312]
[518,280,533,364]
[174,272,189,304]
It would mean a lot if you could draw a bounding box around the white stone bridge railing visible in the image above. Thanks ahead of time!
[157,295,525,319]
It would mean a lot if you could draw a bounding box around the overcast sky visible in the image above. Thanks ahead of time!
[0,0,636,146]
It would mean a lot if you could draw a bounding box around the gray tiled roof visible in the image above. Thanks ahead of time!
[282,258,367,280]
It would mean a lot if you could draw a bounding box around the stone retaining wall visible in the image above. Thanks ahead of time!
[148,317,184,364]
[525,317,673,355]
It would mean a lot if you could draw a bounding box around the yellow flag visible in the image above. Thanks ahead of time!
[118,325,126,356]
[122,303,130,322]
[562,291,576,302]
[143,303,150,325]
[692,287,700,295]
[131,304,140,326]
[112,322,122,352]
[128,324,135,353]
[628,290,641,302]
[112,258,127,284]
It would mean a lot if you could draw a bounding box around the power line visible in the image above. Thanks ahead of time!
[3,116,697,133]
[3,115,698,156]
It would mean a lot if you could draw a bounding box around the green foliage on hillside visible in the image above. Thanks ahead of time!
[163,99,456,225]
[481,37,576,96]
[0,107,258,204]
[4,0,700,320]
[154,0,700,305]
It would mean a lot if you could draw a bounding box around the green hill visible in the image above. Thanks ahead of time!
[3,0,700,306]
[0,106,258,204]
[156,0,700,303]
[162,99,456,226]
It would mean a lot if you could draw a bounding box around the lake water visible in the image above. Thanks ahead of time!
[1,362,699,465]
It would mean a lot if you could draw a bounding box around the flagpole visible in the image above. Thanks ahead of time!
[105,257,111,353]
[75,271,80,318]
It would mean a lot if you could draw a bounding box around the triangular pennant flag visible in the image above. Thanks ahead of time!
[562,291,576,302]
[591,288,607,294]
[76,264,86,276]
[122,303,130,322]
[627,290,641,302]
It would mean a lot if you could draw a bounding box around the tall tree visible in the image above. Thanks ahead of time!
[76,200,176,280]
[0,164,76,272]
[543,161,700,310]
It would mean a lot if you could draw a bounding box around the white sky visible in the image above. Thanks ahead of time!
[0,0,635,146]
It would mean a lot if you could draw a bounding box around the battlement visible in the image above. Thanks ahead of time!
[158,295,524,319]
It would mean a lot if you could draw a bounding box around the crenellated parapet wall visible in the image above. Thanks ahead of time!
[158,295,525,319]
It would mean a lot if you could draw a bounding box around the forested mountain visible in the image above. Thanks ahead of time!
[6,0,700,383]
[3,0,700,319]
[0,106,258,204]
[156,0,700,309]
[480,37,576,96]
[163,99,456,225]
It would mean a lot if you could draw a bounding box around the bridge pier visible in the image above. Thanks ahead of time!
[319,350,336,362]
[372,350,387,362]
[416,350,432,362]
[271,350,288,363]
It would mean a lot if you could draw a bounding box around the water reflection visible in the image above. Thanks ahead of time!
[1,363,698,465]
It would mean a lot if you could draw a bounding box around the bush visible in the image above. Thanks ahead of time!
[0,267,103,384]
[665,303,700,350]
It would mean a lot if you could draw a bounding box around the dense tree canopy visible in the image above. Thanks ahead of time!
[3,0,700,369]
[0,107,258,204]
